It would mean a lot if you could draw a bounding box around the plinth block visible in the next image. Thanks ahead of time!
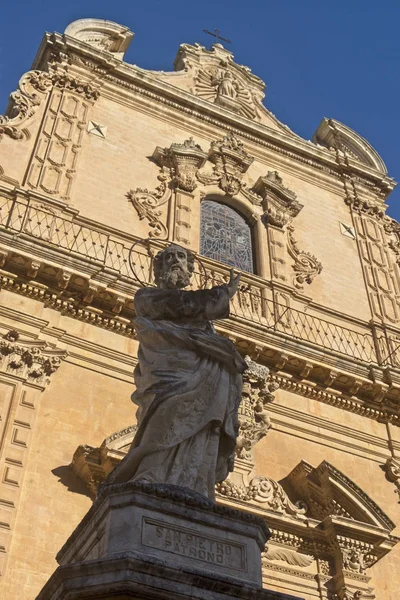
[36,481,303,600]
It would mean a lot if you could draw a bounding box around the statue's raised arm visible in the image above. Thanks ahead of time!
[108,244,246,500]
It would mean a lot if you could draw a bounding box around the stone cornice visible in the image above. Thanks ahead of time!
[2,266,400,425]
[31,32,396,201]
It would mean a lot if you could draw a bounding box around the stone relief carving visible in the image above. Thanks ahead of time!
[341,546,374,574]
[0,68,100,143]
[197,131,253,195]
[262,545,313,568]
[0,329,66,387]
[349,201,400,323]
[196,67,257,119]
[236,356,278,460]
[287,225,323,289]
[153,137,208,192]
[175,42,265,121]
[385,219,400,264]
[0,71,53,141]
[51,71,100,100]
[344,195,387,220]
[383,456,400,501]
[253,171,303,229]
[12,66,100,200]
[127,167,171,238]
[216,475,307,517]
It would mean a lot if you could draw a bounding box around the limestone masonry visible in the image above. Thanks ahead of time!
[0,17,399,600]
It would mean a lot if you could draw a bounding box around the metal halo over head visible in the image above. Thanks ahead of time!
[128,239,208,289]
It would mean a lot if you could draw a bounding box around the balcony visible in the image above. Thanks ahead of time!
[0,194,398,371]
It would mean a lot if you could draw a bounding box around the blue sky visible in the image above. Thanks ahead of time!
[1,1,399,218]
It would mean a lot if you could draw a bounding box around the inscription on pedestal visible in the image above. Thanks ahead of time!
[142,518,247,571]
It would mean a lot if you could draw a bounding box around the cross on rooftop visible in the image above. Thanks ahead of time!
[203,28,231,45]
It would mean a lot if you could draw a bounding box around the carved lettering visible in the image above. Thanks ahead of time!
[141,518,246,571]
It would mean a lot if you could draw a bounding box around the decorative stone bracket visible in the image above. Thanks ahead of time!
[383,456,400,502]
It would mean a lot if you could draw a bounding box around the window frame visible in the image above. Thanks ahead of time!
[199,196,257,275]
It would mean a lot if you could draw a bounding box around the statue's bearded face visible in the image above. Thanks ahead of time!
[159,246,190,289]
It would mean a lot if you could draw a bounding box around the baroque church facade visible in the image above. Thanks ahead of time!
[0,17,399,600]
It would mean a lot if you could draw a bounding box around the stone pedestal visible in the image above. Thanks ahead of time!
[36,481,302,600]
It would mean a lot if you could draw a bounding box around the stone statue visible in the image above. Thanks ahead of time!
[108,244,246,500]
[215,71,239,99]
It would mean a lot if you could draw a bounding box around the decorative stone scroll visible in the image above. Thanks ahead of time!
[0,71,53,141]
[287,225,322,289]
[0,68,100,144]
[127,167,171,238]
[216,475,307,517]
[64,18,134,60]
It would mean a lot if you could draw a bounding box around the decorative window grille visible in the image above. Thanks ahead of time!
[200,200,254,273]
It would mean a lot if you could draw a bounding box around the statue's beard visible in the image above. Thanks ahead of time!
[161,266,190,289]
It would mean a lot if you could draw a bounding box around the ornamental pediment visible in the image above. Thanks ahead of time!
[173,42,265,121]
[145,42,295,132]
[287,460,395,531]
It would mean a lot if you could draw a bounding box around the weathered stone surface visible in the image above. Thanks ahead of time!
[108,245,246,500]
[56,481,269,585]
[37,554,302,600]
[36,482,303,600]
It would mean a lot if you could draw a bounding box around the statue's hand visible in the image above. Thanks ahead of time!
[227,269,241,298]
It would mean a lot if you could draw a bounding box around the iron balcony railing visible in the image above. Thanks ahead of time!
[0,195,395,367]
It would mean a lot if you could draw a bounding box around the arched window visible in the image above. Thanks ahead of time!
[200,199,254,273]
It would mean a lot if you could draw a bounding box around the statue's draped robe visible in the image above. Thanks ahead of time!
[108,284,246,499]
